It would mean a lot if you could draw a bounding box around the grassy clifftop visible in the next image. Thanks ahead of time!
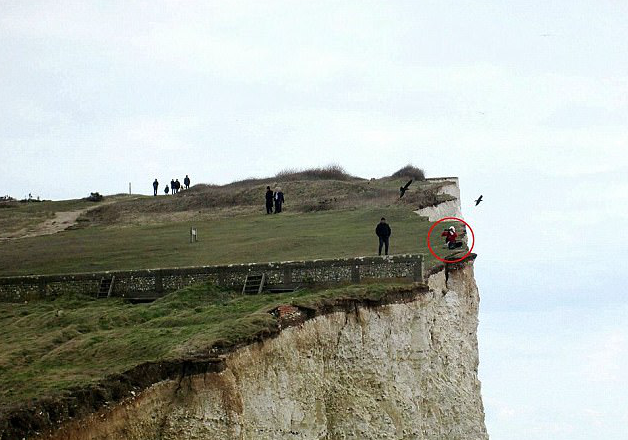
[0,170,455,277]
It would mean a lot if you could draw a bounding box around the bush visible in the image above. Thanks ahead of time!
[275,165,354,181]
[85,192,104,202]
[391,165,426,181]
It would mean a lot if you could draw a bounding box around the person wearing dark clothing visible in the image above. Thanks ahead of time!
[153,179,159,196]
[441,226,463,249]
[265,186,274,214]
[375,217,391,256]
[170,179,175,194]
[175,179,181,193]
[184,175,190,190]
[274,187,285,213]
[164,185,169,195]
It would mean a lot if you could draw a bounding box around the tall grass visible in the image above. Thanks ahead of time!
[275,165,355,181]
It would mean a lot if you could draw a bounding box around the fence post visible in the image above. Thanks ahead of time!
[155,270,163,294]
[351,265,361,283]
[413,256,424,282]
[38,278,46,298]
[283,267,293,286]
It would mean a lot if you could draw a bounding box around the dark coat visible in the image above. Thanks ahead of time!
[275,192,285,203]
[265,189,274,203]
[375,223,391,238]
[184,177,190,186]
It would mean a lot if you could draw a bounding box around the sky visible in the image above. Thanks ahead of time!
[1,1,627,438]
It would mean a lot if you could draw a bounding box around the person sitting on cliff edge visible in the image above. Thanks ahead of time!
[442,226,463,249]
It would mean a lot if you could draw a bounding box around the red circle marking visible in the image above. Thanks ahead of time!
[426,217,475,263]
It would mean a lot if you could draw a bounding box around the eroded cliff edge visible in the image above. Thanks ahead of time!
[42,260,487,440]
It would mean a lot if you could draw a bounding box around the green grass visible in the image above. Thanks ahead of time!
[0,282,409,406]
[0,206,458,276]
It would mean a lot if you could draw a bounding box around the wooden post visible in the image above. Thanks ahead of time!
[351,265,360,283]
[283,267,293,286]
[413,256,424,282]
[190,227,198,243]
[155,271,163,294]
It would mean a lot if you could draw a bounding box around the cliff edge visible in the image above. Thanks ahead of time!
[41,260,487,440]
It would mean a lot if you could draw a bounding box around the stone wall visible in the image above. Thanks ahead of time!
[0,254,424,302]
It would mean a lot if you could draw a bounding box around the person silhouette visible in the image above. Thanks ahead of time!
[375,217,392,256]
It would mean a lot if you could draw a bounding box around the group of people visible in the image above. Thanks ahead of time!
[374,219,463,256]
[152,175,191,196]
[265,186,285,214]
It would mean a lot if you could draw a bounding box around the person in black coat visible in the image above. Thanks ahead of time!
[164,185,169,195]
[184,175,191,190]
[265,186,274,214]
[175,179,181,193]
[375,217,391,256]
[153,179,159,196]
[170,179,175,194]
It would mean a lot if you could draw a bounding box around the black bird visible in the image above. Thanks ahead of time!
[475,195,483,206]
[399,179,413,198]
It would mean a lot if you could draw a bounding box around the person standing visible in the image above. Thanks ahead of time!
[265,186,274,214]
[274,187,285,213]
[375,217,391,256]
[175,179,181,194]
[170,179,176,194]
[184,175,191,190]
[153,179,159,196]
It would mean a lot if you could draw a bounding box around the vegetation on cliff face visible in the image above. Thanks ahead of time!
[0,282,415,410]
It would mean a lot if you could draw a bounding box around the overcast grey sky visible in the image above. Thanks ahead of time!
[1,1,627,438]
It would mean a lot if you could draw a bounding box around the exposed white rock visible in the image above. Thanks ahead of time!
[46,262,488,440]
[414,178,463,221]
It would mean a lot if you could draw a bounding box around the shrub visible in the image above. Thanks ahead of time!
[391,165,426,181]
[275,165,353,181]
[85,192,104,202]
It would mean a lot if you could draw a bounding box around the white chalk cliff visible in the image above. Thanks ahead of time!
[45,260,488,440]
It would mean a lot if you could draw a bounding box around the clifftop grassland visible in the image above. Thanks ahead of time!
[0,168,468,439]
[0,170,454,277]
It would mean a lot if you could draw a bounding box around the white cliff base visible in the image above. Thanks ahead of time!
[46,262,487,440]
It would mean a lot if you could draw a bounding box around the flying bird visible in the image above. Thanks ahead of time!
[474,195,483,206]
[399,179,413,198]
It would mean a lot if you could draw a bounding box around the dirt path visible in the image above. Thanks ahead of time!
[0,209,88,240]
[0,199,123,241]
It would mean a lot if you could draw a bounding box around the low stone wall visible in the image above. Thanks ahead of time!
[0,255,424,302]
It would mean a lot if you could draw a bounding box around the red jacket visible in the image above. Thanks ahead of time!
[441,231,458,243]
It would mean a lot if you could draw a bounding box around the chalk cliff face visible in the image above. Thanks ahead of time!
[46,261,487,440]
[414,177,463,221]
